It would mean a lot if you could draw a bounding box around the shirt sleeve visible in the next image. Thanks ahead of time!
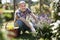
[16,12,21,18]
[14,9,21,18]
[26,8,32,14]
[14,9,21,22]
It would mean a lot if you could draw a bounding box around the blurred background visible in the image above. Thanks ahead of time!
[0,0,60,40]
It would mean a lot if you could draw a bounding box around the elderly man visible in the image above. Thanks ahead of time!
[14,1,38,36]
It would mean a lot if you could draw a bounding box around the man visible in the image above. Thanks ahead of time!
[14,1,38,36]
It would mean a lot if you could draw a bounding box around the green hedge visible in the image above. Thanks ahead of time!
[3,12,14,21]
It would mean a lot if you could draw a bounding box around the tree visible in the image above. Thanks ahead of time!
[0,7,5,40]
[0,0,1,4]
[0,14,4,40]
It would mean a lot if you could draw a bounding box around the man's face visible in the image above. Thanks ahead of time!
[19,3,26,12]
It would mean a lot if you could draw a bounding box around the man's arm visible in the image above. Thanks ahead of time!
[16,15,32,29]
[26,8,38,22]
[30,13,38,23]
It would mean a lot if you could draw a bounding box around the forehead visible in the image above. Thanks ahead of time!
[19,3,26,6]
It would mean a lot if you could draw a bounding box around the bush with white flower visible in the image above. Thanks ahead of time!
[50,20,60,40]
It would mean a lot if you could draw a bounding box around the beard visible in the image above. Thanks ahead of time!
[20,8,26,12]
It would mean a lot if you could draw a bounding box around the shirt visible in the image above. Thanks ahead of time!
[14,8,31,21]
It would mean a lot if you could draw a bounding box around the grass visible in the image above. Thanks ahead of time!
[11,33,38,40]
[3,21,51,40]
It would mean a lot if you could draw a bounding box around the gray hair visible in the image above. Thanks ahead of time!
[18,1,26,5]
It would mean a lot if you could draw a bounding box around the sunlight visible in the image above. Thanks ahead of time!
[32,0,38,2]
